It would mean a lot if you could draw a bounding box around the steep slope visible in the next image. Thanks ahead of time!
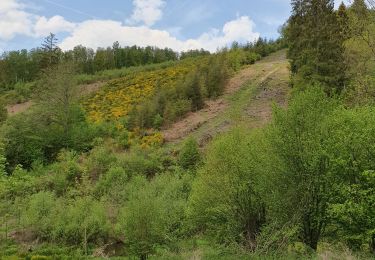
[162,49,289,145]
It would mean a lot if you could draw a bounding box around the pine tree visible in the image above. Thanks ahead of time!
[287,0,346,94]
[41,33,60,68]
[350,0,370,35]
[337,2,350,41]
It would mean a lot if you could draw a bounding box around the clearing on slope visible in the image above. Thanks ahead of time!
[162,49,289,144]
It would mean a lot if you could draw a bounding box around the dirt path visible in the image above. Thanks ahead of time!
[162,50,289,144]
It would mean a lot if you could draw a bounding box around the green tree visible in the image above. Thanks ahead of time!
[287,0,346,94]
[266,87,338,250]
[37,62,94,154]
[204,54,230,98]
[337,2,350,41]
[2,111,47,168]
[343,0,375,103]
[188,129,266,248]
[41,33,60,68]
[322,106,375,252]
[185,72,204,112]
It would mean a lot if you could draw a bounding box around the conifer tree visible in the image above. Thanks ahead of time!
[337,2,350,41]
[41,33,60,68]
[287,0,346,94]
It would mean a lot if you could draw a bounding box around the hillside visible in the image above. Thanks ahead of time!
[2,0,375,258]
[163,50,289,144]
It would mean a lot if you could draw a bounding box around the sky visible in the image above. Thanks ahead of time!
[0,0,350,53]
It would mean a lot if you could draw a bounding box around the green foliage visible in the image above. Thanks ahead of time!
[22,192,109,250]
[0,63,100,170]
[328,170,375,252]
[188,129,266,248]
[1,111,47,169]
[163,99,192,125]
[94,166,129,203]
[287,0,346,94]
[117,129,130,149]
[24,191,57,239]
[117,174,189,259]
[52,197,110,248]
[152,114,164,129]
[84,145,117,178]
[342,1,375,104]
[266,87,338,250]
[45,150,82,195]
[0,102,7,124]
[204,53,230,98]
[116,147,166,178]
[178,137,201,170]
[0,142,7,177]
[322,106,375,251]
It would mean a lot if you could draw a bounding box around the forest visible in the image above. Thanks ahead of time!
[0,0,375,259]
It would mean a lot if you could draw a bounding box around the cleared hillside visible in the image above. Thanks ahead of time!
[163,49,289,145]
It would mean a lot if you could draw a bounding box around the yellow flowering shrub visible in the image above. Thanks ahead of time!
[140,132,164,149]
[83,59,201,123]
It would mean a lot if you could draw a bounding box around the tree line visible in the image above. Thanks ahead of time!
[0,34,283,93]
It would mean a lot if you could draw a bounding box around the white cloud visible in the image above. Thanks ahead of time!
[0,0,33,40]
[34,15,76,37]
[60,16,260,52]
[0,0,77,40]
[126,0,165,27]
[1,0,260,53]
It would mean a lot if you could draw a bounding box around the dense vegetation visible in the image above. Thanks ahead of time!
[0,0,375,259]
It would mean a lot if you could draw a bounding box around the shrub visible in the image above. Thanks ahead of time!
[94,166,129,203]
[153,114,164,129]
[163,99,191,124]
[178,137,201,170]
[52,197,110,249]
[84,145,117,179]
[0,101,7,124]
[116,148,165,178]
[188,129,267,248]
[23,191,57,240]
[117,174,188,259]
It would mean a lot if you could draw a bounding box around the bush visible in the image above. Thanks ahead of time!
[116,148,165,178]
[188,129,267,248]
[153,114,164,129]
[23,191,57,240]
[52,197,110,248]
[178,137,201,170]
[84,145,117,179]
[163,99,191,124]
[117,174,188,259]
[45,150,82,195]
[116,129,130,149]
[0,102,7,124]
[94,166,129,203]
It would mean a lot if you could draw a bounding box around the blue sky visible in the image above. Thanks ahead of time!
[0,0,347,52]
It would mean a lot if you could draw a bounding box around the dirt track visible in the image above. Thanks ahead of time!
[162,50,289,143]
